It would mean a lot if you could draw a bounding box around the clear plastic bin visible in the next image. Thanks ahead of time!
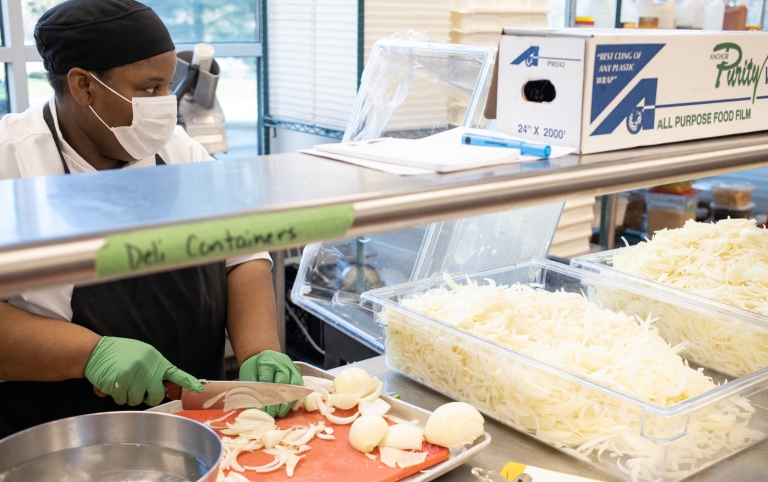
[411,203,562,280]
[645,190,700,212]
[712,181,755,207]
[572,249,768,379]
[361,259,768,482]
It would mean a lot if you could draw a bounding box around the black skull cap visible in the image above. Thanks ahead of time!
[35,0,175,74]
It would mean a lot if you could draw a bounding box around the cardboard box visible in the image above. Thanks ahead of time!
[484,28,768,154]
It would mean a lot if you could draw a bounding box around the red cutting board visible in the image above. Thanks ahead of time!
[177,408,450,482]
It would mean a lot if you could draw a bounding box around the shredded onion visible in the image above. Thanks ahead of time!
[383,275,762,481]
[607,219,768,377]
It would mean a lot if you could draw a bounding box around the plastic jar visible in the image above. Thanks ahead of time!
[713,181,755,206]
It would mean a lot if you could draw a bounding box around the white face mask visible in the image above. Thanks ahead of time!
[89,73,177,160]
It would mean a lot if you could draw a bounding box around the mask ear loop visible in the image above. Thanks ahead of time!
[89,73,131,103]
[88,72,131,129]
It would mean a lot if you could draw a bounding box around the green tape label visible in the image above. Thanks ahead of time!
[95,204,354,278]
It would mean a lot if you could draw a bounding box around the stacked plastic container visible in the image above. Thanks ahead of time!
[711,181,755,221]
[364,1,452,133]
[450,0,550,48]
[549,197,595,258]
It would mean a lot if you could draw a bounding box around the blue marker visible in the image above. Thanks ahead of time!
[462,133,551,158]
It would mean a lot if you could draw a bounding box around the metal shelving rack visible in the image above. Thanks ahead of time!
[2,131,768,297]
[258,0,365,154]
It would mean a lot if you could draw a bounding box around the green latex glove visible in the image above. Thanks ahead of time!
[84,336,204,407]
[239,350,303,418]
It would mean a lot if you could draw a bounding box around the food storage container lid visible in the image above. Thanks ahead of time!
[710,201,756,211]
[713,181,756,192]
[290,39,563,353]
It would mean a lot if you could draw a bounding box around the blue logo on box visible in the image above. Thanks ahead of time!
[510,46,581,68]
[590,44,665,136]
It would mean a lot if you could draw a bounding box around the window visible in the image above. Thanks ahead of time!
[22,0,65,45]
[213,57,258,160]
[142,1,259,43]
[26,61,51,108]
[8,0,261,157]
[0,64,8,115]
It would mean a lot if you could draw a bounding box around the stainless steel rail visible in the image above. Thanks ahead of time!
[2,132,768,296]
[348,139,768,235]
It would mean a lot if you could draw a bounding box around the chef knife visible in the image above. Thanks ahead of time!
[180,380,314,410]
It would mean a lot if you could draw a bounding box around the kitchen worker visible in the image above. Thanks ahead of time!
[0,0,301,438]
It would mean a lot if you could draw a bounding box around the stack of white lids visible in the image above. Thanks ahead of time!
[450,0,550,48]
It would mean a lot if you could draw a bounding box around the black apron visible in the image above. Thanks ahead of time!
[0,103,228,438]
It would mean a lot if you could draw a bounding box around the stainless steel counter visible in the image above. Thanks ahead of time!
[3,132,768,295]
[332,357,768,482]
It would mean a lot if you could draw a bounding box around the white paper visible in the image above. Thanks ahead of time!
[299,149,434,176]
[303,127,575,175]
[314,136,519,173]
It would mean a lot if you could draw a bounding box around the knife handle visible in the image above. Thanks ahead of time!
[93,381,182,401]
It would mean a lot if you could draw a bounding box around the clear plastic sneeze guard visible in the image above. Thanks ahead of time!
[342,38,496,142]
[360,259,768,482]
[292,38,563,352]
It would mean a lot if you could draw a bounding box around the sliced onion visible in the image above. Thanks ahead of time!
[324,411,360,425]
[329,392,362,410]
[312,386,330,401]
[316,432,335,440]
[204,410,237,427]
[302,376,334,392]
[237,409,275,423]
[283,425,318,446]
[283,428,308,443]
[223,387,276,411]
[379,447,427,469]
[378,424,425,451]
[333,367,375,396]
[296,445,312,453]
[303,393,323,412]
[243,451,288,472]
[263,429,292,449]
[317,399,334,415]
[360,378,383,403]
[229,448,246,473]
[286,454,304,477]
[225,472,250,482]
[383,415,419,425]
[365,453,377,461]
[359,398,391,417]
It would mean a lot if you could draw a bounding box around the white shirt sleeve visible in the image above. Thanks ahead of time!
[4,285,74,322]
[226,251,273,268]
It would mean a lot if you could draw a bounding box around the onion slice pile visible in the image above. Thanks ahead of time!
[210,367,484,481]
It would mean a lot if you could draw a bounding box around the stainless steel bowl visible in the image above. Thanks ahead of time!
[0,411,222,482]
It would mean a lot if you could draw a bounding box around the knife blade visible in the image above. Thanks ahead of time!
[181,380,314,410]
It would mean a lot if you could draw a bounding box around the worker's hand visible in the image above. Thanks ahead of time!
[84,336,204,407]
[239,350,303,418]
